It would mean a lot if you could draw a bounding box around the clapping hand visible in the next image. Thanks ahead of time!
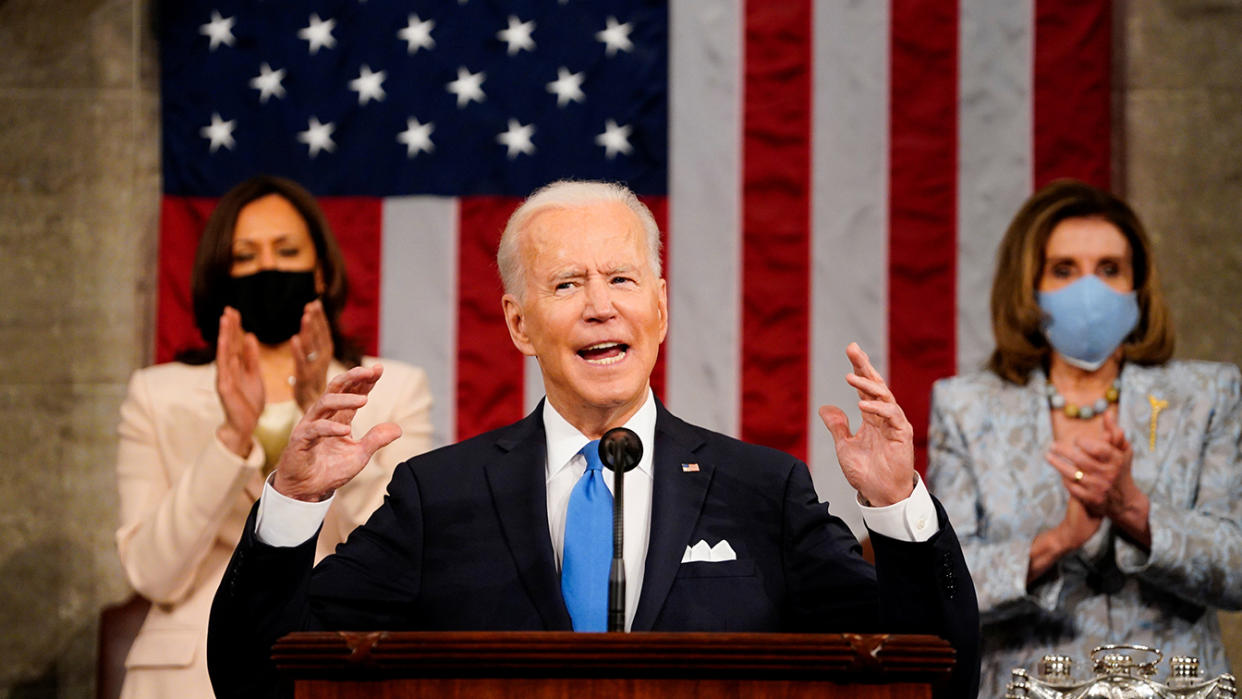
[818,343,916,507]
[290,299,333,412]
[271,364,402,502]
[215,307,264,458]
[1046,411,1150,546]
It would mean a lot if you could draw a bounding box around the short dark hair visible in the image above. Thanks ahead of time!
[988,179,1174,384]
[176,175,362,367]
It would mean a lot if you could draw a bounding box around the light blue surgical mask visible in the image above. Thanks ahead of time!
[1037,275,1139,371]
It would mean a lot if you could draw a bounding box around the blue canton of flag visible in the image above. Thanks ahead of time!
[160,1,669,197]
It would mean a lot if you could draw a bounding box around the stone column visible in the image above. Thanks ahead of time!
[0,0,158,694]
[1118,0,1242,675]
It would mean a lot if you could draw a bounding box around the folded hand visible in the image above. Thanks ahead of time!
[1046,411,1150,547]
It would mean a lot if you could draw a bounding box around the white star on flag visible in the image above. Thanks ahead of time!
[297,116,336,158]
[397,117,435,157]
[199,112,236,153]
[398,14,435,54]
[349,65,387,105]
[595,120,633,159]
[497,16,535,55]
[199,10,236,51]
[298,14,337,55]
[446,67,486,108]
[595,16,634,56]
[497,119,535,159]
[249,63,286,103]
[546,67,585,108]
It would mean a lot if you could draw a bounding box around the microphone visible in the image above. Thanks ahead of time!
[598,427,642,632]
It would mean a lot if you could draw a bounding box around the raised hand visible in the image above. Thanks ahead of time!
[271,364,402,502]
[1045,411,1150,546]
[289,299,334,412]
[818,342,916,506]
[215,307,264,458]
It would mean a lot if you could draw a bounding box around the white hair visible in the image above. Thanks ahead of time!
[496,180,663,298]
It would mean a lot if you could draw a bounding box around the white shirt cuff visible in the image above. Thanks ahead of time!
[255,474,334,547]
[859,473,939,542]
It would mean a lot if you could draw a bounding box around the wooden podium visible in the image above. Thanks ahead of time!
[273,631,954,698]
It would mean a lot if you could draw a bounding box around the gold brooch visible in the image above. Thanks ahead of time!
[1147,393,1168,451]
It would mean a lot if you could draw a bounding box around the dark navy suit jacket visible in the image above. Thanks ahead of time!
[208,401,980,697]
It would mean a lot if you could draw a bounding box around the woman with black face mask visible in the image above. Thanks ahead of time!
[925,179,1242,697]
[112,175,433,699]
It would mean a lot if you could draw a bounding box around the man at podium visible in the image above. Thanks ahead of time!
[207,180,980,698]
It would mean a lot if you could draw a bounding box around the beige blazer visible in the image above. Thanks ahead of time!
[114,357,432,699]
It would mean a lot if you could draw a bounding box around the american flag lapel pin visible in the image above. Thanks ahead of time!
[681,463,700,473]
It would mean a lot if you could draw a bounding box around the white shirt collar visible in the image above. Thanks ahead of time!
[543,388,657,481]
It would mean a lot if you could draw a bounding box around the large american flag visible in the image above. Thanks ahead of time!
[158,0,1111,535]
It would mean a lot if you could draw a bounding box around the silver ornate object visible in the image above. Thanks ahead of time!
[1004,644,1237,698]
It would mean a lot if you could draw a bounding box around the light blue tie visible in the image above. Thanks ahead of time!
[561,439,612,631]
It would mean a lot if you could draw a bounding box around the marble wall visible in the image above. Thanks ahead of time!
[1119,0,1242,673]
[0,1,1237,696]
[1120,1,1242,368]
[0,0,158,694]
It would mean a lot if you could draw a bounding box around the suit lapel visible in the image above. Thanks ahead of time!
[483,404,573,630]
[632,405,711,631]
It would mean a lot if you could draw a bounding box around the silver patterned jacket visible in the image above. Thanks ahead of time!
[927,361,1242,698]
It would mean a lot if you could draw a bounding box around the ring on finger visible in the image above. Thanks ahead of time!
[306,350,319,362]
[1073,469,1084,483]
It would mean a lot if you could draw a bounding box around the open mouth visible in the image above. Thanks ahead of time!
[578,342,629,365]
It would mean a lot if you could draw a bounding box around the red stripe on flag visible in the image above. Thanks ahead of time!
[157,196,218,363]
[318,197,382,357]
[740,1,813,462]
[457,197,525,441]
[639,195,669,403]
[1034,0,1112,189]
[889,0,959,473]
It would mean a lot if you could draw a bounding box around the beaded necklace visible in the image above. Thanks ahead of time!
[1045,378,1121,419]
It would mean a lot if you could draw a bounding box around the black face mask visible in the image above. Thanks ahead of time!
[226,270,319,345]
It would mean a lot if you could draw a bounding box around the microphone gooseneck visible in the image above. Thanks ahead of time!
[598,427,642,632]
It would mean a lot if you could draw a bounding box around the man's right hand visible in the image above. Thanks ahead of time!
[272,364,402,502]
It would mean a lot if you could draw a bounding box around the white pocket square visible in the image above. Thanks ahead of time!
[681,539,737,563]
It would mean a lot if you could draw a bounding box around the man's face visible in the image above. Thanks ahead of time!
[502,200,667,431]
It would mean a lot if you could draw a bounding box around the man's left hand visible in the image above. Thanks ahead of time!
[819,342,916,507]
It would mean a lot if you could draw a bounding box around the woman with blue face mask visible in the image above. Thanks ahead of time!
[112,175,433,699]
[925,179,1242,697]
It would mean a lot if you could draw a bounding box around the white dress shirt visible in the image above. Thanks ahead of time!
[255,389,939,629]
[542,389,656,631]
